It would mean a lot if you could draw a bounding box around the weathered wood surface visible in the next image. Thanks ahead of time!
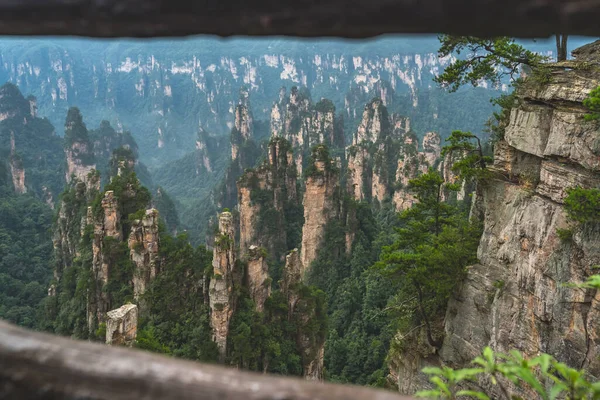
[0,0,598,38]
[0,319,413,400]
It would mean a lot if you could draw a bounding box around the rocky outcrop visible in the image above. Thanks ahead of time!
[345,98,442,211]
[346,146,370,201]
[231,88,254,162]
[431,52,600,397]
[300,145,340,274]
[219,90,259,210]
[129,209,160,300]
[106,303,138,347]
[209,211,237,360]
[354,98,388,145]
[9,132,26,194]
[246,245,271,312]
[64,107,97,190]
[281,249,303,316]
[89,190,122,329]
[237,137,299,261]
[270,87,344,174]
[9,155,26,194]
[419,132,441,171]
[392,131,441,211]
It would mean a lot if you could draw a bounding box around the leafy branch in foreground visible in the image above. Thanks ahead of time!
[417,346,600,400]
[435,36,546,92]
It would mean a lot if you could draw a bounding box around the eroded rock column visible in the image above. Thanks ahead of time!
[209,211,237,360]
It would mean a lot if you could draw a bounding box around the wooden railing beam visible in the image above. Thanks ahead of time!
[0,319,413,400]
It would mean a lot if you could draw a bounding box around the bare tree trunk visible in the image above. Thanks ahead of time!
[556,34,568,61]
[561,35,569,61]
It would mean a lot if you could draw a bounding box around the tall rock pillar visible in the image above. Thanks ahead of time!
[209,211,237,360]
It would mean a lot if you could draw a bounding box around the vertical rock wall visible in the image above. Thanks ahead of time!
[300,146,340,274]
[129,208,160,300]
[390,49,600,397]
[209,211,237,360]
[246,245,271,312]
[89,190,122,329]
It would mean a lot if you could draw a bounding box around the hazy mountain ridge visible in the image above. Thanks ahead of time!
[0,36,507,166]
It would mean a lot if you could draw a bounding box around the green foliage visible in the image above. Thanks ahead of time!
[94,323,106,340]
[152,187,180,234]
[556,228,574,243]
[417,346,600,400]
[139,234,219,362]
[0,84,65,199]
[226,285,324,375]
[442,131,492,182]
[435,36,546,92]
[304,144,337,178]
[0,187,54,329]
[583,86,600,121]
[215,233,234,251]
[307,200,397,385]
[573,274,600,290]
[564,187,600,224]
[375,170,481,349]
[315,98,335,113]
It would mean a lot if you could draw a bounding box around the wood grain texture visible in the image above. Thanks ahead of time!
[0,319,413,400]
[0,0,597,37]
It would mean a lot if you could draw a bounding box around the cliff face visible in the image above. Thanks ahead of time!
[209,211,238,360]
[415,54,600,396]
[300,146,340,274]
[129,208,160,300]
[64,108,98,191]
[246,245,271,312]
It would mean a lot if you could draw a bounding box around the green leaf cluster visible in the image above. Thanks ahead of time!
[418,347,600,400]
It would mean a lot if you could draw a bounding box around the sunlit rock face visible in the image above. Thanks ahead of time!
[129,208,160,300]
[209,211,237,360]
[106,303,138,347]
[246,245,271,313]
[300,147,340,275]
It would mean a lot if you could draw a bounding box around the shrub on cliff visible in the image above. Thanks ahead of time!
[583,86,600,121]
[564,187,600,224]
